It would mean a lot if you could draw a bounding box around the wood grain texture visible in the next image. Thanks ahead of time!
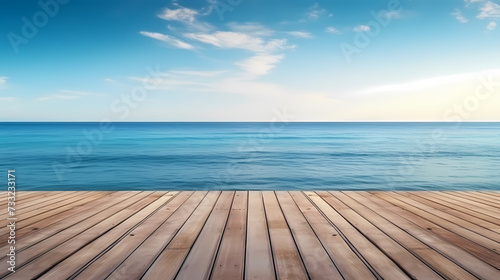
[1,191,499,280]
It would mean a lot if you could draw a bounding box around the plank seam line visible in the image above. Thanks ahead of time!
[344,191,447,279]
[409,192,500,228]
[103,191,210,279]
[66,191,184,280]
[11,192,108,230]
[388,191,500,248]
[13,191,142,255]
[28,192,171,280]
[369,192,488,279]
[138,191,221,279]
[426,192,500,222]
[272,191,311,280]
[172,191,231,280]
[307,191,380,280]
[287,192,344,280]
[0,192,156,279]
[207,191,239,279]
[262,192,279,280]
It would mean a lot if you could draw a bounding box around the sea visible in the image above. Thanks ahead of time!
[1,122,499,191]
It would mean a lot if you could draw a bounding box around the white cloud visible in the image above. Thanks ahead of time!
[169,70,226,77]
[159,7,198,22]
[184,31,292,53]
[140,31,195,50]
[236,54,284,76]
[355,69,500,95]
[452,9,469,23]
[128,74,206,90]
[37,89,96,101]
[325,27,342,34]
[158,6,212,31]
[227,22,274,37]
[286,31,313,39]
[381,11,402,19]
[305,3,330,21]
[477,1,500,19]
[38,95,81,101]
[465,0,482,7]
[487,21,498,30]
[353,25,371,32]
[0,77,8,89]
[59,89,92,95]
[0,97,16,102]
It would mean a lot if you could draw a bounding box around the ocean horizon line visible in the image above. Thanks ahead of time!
[2,120,500,123]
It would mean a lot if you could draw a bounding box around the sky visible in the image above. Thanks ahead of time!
[0,0,499,121]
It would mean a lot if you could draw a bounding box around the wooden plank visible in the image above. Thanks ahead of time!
[275,191,342,280]
[244,191,276,280]
[305,191,432,280]
[355,192,500,270]
[450,192,500,208]
[329,191,475,279]
[0,191,141,255]
[0,192,111,243]
[412,192,500,226]
[382,192,500,251]
[139,191,223,280]
[7,192,95,222]
[4,192,171,279]
[0,192,133,249]
[1,192,51,204]
[430,192,500,221]
[0,191,81,220]
[0,192,152,277]
[402,192,500,233]
[438,192,500,215]
[262,191,308,280]
[71,192,197,280]
[1,191,498,279]
[37,192,186,279]
[366,192,500,280]
[175,191,234,279]
[106,191,215,280]
[211,191,248,280]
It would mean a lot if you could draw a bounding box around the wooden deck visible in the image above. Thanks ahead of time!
[1,191,500,279]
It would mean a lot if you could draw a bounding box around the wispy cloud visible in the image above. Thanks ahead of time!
[184,31,292,53]
[169,70,226,77]
[59,89,93,95]
[452,9,469,23]
[38,89,94,101]
[353,25,371,32]
[325,27,342,34]
[227,22,274,37]
[477,1,500,19]
[0,97,16,102]
[286,31,313,39]
[465,0,482,8]
[487,21,497,30]
[304,3,332,21]
[355,70,500,95]
[0,77,8,86]
[236,54,284,76]
[158,6,213,31]
[38,95,81,101]
[381,11,402,19]
[140,31,195,50]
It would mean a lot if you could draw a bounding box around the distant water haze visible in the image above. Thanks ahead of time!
[1,122,499,191]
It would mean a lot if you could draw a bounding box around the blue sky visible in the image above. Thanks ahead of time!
[1,0,499,121]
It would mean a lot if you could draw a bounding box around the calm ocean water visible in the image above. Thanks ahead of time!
[1,122,499,191]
